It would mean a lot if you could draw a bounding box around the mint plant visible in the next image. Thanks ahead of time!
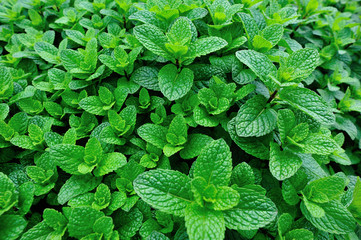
[0,0,361,239]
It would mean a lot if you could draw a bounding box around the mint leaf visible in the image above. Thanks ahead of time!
[58,174,102,204]
[235,50,277,84]
[193,139,232,187]
[0,215,27,240]
[134,169,192,216]
[224,187,277,230]
[50,144,84,175]
[137,124,168,149]
[186,37,228,59]
[301,200,355,234]
[158,64,194,101]
[269,142,302,180]
[134,24,172,60]
[235,95,277,137]
[279,87,335,125]
[281,48,319,82]
[348,178,361,223]
[0,67,13,99]
[68,207,104,238]
[131,67,160,91]
[304,176,346,203]
[185,203,225,240]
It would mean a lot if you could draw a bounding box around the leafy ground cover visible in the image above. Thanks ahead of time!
[0,0,361,239]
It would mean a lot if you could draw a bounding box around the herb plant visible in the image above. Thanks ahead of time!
[0,0,361,240]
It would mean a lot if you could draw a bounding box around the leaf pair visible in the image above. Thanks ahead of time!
[134,139,277,240]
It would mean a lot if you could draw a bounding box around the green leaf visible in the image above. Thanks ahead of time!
[0,172,17,216]
[133,24,173,60]
[279,87,335,125]
[18,182,35,215]
[252,35,272,52]
[285,229,314,240]
[348,178,361,223]
[301,200,355,234]
[0,67,13,99]
[185,37,228,59]
[93,216,114,236]
[20,222,54,240]
[131,67,160,91]
[262,24,283,46]
[277,213,293,237]
[210,186,240,211]
[185,203,225,240]
[0,215,27,240]
[193,139,232,187]
[117,207,143,239]
[238,13,259,42]
[68,207,104,238]
[158,64,194,101]
[301,133,341,155]
[269,143,302,181]
[277,109,296,144]
[0,103,9,120]
[180,134,213,159]
[50,144,84,175]
[231,162,255,187]
[79,96,106,116]
[224,186,277,230]
[167,17,192,46]
[92,184,111,210]
[146,231,170,240]
[43,209,67,230]
[137,124,168,149]
[235,95,277,137]
[134,169,192,216]
[235,50,276,85]
[58,174,102,204]
[34,42,59,64]
[282,48,319,82]
[94,152,127,176]
[304,176,346,203]
[228,118,271,160]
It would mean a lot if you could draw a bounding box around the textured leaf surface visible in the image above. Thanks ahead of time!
[50,144,84,175]
[187,37,228,59]
[285,48,319,81]
[0,215,27,240]
[269,143,302,180]
[134,169,192,216]
[158,64,194,101]
[137,124,168,149]
[134,24,172,60]
[68,207,104,238]
[131,66,160,91]
[193,139,232,187]
[224,187,277,230]
[228,118,271,159]
[58,174,102,204]
[301,200,355,234]
[235,95,277,137]
[180,134,213,159]
[236,50,277,82]
[279,87,335,125]
[185,204,225,240]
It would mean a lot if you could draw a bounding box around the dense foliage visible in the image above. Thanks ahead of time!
[0,0,361,239]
